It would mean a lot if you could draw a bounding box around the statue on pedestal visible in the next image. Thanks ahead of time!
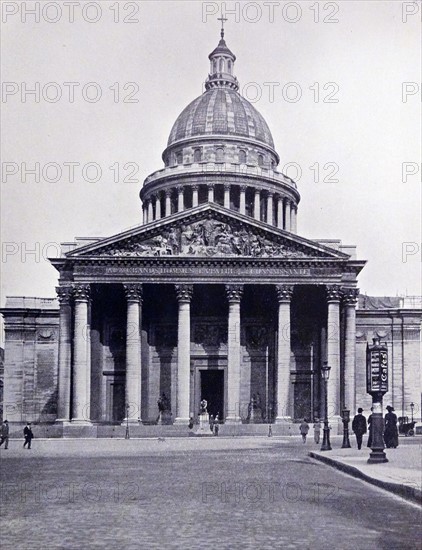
[195,398,212,436]
[157,393,172,425]
[247,393,264,424]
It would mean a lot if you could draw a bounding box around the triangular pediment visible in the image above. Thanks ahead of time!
[66,204,349,260]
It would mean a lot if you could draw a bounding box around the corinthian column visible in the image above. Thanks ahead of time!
[291,206,297,233]
[174,285,193,424]
[275,285,293,422]
[208,184,214,203]
[72,284,90,423]
[148,199,154,222]
[56,285,72,422]
[254,189,260,220]
[192,185,199,207]
[225,285,243,423]
[177,186,184,212]
[342,288,359,414]
[124,284,143,423]
[267,192,274,225]
[224,184,231,209]
[277,196,283,229]
[155,195,162,220]
[326,285,341,418]
[284,199,291,231]
[239,185,246,215]
[165,189,172,217]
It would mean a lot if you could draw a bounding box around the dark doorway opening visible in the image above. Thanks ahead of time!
[200,370,224,419]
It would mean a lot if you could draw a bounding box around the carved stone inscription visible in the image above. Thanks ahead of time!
[74,264,341,278]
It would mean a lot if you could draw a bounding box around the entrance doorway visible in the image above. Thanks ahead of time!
[200,370,224,419]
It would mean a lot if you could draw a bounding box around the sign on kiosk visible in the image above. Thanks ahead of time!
[366,338,388,394]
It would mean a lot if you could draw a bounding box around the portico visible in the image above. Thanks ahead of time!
[51,204,364,428]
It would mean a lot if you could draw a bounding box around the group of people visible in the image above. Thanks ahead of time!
[352,405,399,449]
[299,419,321,443]
[0,420,34,450]
[298,405,399,449]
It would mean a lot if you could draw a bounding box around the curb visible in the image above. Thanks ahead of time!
[309,452,421,506]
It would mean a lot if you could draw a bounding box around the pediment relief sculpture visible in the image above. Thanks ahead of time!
[98,219,309,258]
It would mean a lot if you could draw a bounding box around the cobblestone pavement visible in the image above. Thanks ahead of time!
[1,437,421,550]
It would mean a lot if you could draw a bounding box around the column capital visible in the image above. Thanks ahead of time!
[239,184,247,192]
[192,184,199,191]
[72,284,90,301]
[207,182,215,189]
[177,185,184,194]
[56,285,73,304]
[224,183,231,190]
[124,283,143,302]
[326,284,342,302]
[225,284,243,303]
[164,188,172,197]
[175,284,193,302]
[342,287,359,306]
[275,284,294,302]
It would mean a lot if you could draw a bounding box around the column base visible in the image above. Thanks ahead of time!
[55,418,70,423]
[173,417,190,425]
[69,419,92,425]
[121,418,141,425]
[275,416,292,424]
[225,416,242,425]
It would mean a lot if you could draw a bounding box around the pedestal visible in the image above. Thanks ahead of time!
[195,413,213,436]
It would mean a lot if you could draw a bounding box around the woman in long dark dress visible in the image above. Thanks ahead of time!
[384,406,399,448]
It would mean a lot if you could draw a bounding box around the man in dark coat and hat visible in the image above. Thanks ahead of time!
[23,422,34,449]
[352,408,367,450]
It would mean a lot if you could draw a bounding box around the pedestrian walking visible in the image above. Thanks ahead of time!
[313,418,321,444]
[23,422,34,449]
[352,408,367,450]
[384,406,399,448]
[0,420,9,449]
[367,407,373,448]
[213,414,219,436]
[299,419,309,443]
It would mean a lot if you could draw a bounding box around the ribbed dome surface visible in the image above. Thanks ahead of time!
[167,88,274,148]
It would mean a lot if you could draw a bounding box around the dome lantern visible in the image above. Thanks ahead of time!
[205,19,239,91]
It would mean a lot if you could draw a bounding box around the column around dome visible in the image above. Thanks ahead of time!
[165,189,172,217]
[267,192,274,225]
[224,183,230,209]
[239,185,246,215]
[155,193,162,220]
[284,199,291,231]
[253,189,260,220]
[277,195,283,229]
[208,183,215,203]
[192,185,199,208]
[177,185,184,212]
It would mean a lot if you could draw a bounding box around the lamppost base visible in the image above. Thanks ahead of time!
[367,450,388,464]
[320,428,332,451]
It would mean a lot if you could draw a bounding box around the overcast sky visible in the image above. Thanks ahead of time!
[1,0,421,314]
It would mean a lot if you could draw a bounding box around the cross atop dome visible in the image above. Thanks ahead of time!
[217,15,227,38]
[205,20,239,91]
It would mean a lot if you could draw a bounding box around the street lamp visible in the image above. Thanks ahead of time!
[125,404,130,440]
[320,362,332,451]
[410,402,414,424]
[341,409,351,448]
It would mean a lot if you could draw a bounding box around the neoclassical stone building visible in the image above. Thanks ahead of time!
[2,31,421,434]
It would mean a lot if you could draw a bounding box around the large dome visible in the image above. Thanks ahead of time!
[167,88,275,149]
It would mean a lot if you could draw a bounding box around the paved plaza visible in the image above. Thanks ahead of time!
[1,436,421,550]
